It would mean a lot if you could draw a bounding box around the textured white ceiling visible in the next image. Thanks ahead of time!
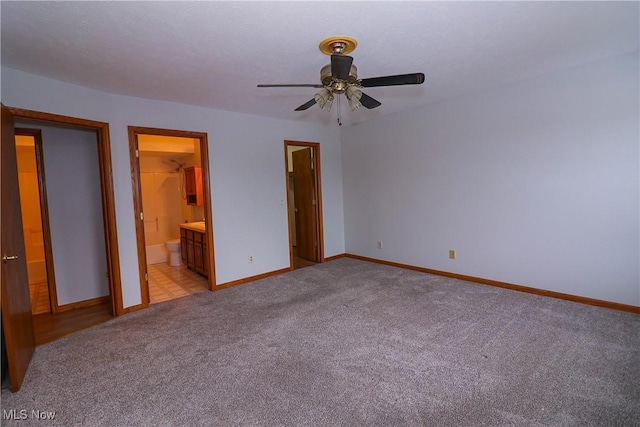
[1,1,638,126]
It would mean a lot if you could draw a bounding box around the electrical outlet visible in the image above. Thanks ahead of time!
[377,241,383,249]
[248,255,254,263]
[449,250,456,259]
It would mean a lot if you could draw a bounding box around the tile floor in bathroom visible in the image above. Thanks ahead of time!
[147,262,209,304]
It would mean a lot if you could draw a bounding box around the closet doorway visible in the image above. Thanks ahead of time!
[285,140,324,269]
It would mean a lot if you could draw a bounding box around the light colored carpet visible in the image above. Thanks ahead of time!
[2,258,639,426]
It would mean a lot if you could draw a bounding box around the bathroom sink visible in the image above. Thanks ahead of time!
[180,221,206,232]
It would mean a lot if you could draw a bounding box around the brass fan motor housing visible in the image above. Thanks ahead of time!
[319,36,359,94]
[320,64,358,90]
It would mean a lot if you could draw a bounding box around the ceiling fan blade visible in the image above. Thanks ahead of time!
[331,54,353,80]
[294,98,317,111]
[359,92,382,109]
[258,84,323,88]
[360,73,425,88]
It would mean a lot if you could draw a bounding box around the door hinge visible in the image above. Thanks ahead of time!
[140,212,144,220]
[135,149,139,158]
[312,199,316,205]
[145,273,148,281]
[314,240,318,247]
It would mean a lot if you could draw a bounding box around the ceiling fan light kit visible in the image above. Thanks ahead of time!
[345,85,362,111]
[314,87,334,112]
[258,36,425,125]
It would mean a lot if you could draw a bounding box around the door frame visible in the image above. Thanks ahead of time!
[7,106,124,316]
[128,126,216,309]
[14,128,59,313]
[284,140,325,269]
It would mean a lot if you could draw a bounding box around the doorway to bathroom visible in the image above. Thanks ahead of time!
[285,140,324,270]
[129,126,214,308]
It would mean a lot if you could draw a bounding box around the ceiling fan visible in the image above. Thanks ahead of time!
[257,36,425,124]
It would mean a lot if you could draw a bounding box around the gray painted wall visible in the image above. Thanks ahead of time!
[342,52,639,306]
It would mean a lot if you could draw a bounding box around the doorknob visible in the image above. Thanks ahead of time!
[2,254,19,263]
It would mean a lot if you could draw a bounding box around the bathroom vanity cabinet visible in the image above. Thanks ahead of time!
[180,225,208,277]
[184,166,204,206]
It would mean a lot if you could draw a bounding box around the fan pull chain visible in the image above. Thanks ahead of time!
[337,94,342,126]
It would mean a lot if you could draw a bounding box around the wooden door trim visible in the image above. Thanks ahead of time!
[284,140,325,269]
[128,126,216,311]
[56,295,110,312]
[7,106,123,316]
[15,128,59,313]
